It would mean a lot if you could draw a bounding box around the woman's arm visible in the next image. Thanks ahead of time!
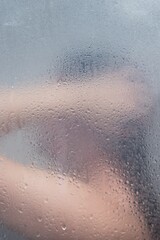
[0,157,147,240]
[0,69,152,136]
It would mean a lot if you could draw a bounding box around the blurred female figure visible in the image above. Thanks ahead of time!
[0,52,158,240]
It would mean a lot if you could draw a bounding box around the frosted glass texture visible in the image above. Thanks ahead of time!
[0,1,160,240]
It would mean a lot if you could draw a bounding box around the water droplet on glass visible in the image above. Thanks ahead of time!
[18,208,23,214]
[36,233,41,238]
[61,223,67,231]
[38,216,42,223]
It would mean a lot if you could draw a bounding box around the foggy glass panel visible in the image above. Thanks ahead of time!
[0,1,160,239]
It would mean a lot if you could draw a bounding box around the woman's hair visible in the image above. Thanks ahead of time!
[118,118,160,239]
[55,49,132,82]
[53,49,160,239]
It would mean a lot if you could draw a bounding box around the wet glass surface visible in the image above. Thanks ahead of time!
[0,1,160,239]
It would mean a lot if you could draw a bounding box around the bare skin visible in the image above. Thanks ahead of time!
[0,67,152,239]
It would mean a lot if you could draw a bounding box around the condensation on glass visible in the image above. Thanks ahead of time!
[0,1,160,240]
